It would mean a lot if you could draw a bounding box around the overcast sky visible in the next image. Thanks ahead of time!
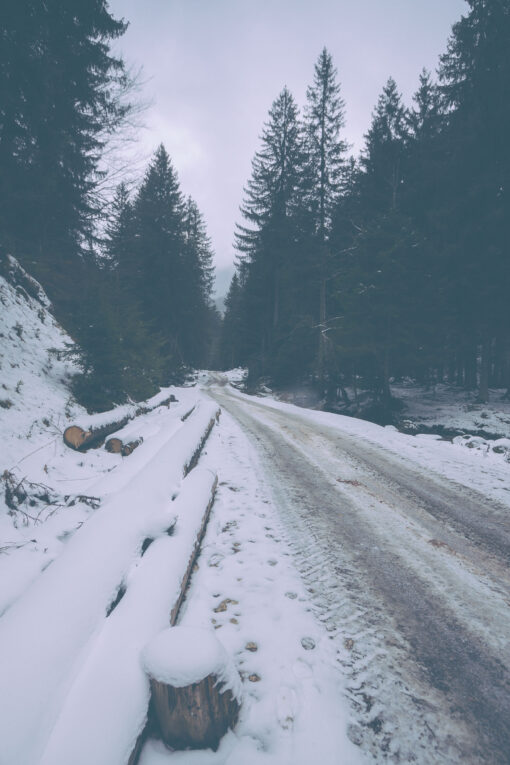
[108,0,467,297]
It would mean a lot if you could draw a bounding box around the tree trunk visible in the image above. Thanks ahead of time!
[382,348,392,411]
[318,275,327,388]
[478,334,491,403]
[273,272,279,329]
[464,343,477,390]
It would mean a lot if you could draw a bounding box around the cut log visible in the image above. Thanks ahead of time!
[63,393,177,452]
[63,425,92,451]
[104,437,143,456]
[63,417,130,452]
[122,437,143,457]
[105,437,123,454]
[142,627,241,751]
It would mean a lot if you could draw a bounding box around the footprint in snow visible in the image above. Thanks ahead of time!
[277,686,298,730]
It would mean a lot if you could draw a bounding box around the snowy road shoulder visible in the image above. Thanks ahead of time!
[221,381,510,510]
[138,405,362,765]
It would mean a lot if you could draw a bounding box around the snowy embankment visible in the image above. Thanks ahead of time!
[0,260,225,765]
[0,399,218,765]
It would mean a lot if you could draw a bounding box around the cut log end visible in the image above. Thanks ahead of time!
[105,436,143,456]
[63,425,92,451]
[105,437,123,454]
[142,626,241,752]
[122,438,143,457]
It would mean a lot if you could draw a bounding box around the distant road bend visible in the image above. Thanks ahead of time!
[206,375,510,765]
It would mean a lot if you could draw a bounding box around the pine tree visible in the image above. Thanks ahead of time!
[304,48,348,383]
[219,272,245,370]
[360,78,408,215]
[439,0,510,401]
[131,144,185,370]
[180,196,216,367]
[0,0,130,272]
[105,183,134,269]
[333,79,416,407]
[235,87,307,379]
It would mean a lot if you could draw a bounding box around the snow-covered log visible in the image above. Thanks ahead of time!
[142,627,241,751]
[105,436,123,453]
[63,391,176,451]
[105,436,143,456]
[37,470,219,765]
[0,401,220,765]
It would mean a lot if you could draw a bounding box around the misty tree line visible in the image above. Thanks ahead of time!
[0,0,217,411]
[220,0,510,408]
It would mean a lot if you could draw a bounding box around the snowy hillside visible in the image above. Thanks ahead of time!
[0,254,82,455]
[0,259,194,616]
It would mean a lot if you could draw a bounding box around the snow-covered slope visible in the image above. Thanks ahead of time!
[0,254,82,461]
[0,257,197,616]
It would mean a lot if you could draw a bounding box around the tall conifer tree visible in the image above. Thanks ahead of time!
[304,48,348,382]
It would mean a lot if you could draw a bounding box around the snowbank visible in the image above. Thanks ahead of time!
[0,401,219,765]
[38,470,218,765]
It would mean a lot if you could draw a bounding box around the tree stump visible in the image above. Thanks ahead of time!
[142,627,241,751]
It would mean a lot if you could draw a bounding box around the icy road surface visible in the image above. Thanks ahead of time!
[205,376,510,765]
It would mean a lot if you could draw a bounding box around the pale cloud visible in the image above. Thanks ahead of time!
[109,0,468,294]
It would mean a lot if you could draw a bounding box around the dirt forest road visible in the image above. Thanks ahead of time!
[206,376,510,765]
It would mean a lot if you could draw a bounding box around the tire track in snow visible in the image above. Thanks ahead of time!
[208,384,510,765]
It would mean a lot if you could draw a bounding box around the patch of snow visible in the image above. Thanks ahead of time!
[143,626,241,699]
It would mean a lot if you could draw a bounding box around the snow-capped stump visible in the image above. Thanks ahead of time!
[142,626,241,751]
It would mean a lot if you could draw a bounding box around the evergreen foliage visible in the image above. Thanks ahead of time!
[222,11,510,413]
[0,0,130,271]
[0,4,216,411]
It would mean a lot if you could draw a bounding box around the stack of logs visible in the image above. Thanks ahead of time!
[62,394,176,455]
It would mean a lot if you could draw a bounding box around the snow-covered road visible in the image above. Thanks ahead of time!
[205,376,510,765]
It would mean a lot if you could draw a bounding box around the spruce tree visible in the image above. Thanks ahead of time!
[0,0,130,275]
[131,144,185,370]
[235,87,307,379]
[219,272,245,370]
[304,48,348,383]
[439,0,510,401]
[360,78,408,215]
[181,196,216,367]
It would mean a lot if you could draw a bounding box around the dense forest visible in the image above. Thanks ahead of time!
[1,0,509,416]
[220,0,510,413]
[0,0,218,411]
